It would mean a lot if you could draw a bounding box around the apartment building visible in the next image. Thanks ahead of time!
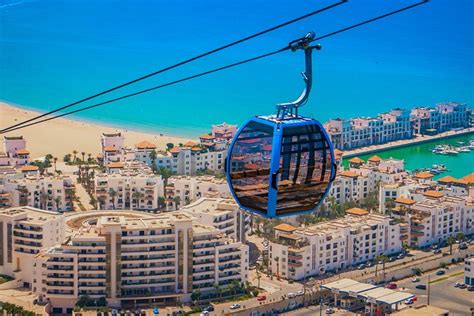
[465,257,474,286]
[269,209,402,280]
[0,174,75,212]
[94,172,164,211]
[325,109,412,150]
[165,175,230,210]
[0,136,30,167]
[101,133,227,176]
[407,193,473,248]
[411,102,469,135]
[28,210,248,313]
[0,207,64,283]
[181,198,246,242]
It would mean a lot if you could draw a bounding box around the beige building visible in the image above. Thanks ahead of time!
[165,175,230,210]
[94,172,164,211]
[269,209,402,280]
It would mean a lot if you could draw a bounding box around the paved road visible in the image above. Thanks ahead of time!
[396,264,474,316]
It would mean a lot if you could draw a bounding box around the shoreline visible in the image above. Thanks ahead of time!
[0,102,193,158]
[342,128,474,158]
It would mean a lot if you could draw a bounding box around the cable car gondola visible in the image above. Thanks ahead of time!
[225,32,337,218]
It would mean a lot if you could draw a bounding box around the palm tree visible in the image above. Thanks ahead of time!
[255,268,262,288]
[87,153,92,163]
[190,289,201,305]
[108,188,118,209]
[173,196,181,209]
[213,283,221,299]
[81,151,86,163]
[132,191,144,210]
[54,196,61,211]
[156,167,174,186]
[53,157,58,172]
[456,232,465,243]
[230,279,241,297]
[72,150,78,163]
[447,236,456,255]
[375,254,389,281]
[327,196,337,218]
[40,191,50,210]
[274,256,280,281]
[385,198,396,214]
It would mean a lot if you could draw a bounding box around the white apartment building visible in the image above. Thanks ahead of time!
[101,133,227,176]
[25,210,248,314]
[165,175,230,210]
[325,109,412,150]
[269,209,402,281]
[408,193,474,248]
[0,136,30,167]
[0,173,75,212]
[181,198,246,242]
[465,257,474,286]
[94,172,164,211]
[411,102,469,135]
[0,207,64,284]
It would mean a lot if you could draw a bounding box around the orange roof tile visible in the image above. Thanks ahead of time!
[191,146,202,152]
[437,175,457,183]
[394,197,416,205]
[244,163,259,170]
[368,155,381,162]
[346,207,369,216]
[20,165,39,172]
[348,157,364,164]
[461,173,474,184]
[136,140,156,150]
[340,170,359,178]
[334,149,343,158]
[184,141,197,147]
[423,190,444,198]
[169,147,180,154]
[15,149,30,155]
[415,171,434,179]
[108,162,124,168]
[199,134,214,140]
[103,145,118,152]
[274,223,297,233]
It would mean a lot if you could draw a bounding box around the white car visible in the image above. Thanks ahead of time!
[230,304,241,310]
[296,290,304,296]
[404,298,414,305]
[200,312,209,316]
[411,277,420,283]
[287,292,296,298]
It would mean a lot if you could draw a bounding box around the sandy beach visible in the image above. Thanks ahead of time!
[0,102,193,158]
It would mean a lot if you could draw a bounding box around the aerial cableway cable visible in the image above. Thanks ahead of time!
[0,0,429,134]
[0,0,347,134]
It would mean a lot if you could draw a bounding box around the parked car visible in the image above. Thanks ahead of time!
[433,249,442,254]
[287,292,296,298]
[454,282,461,288]
[200,312,209,316]
[460,243,468,250]
[257,295,266,301]
[367,262,374,268]
[357,264,365,270]
[436,270,445,276]
[389,257,395,262]
[458,284,467,289]
[385,283,397,289]
[296,290,305,296]
[230,304,241,310]
[404,298,414,305]
[397,253,405,259]
[416,284,427,290]
[203,305,214,312]
[411,277,420,283]
[468,286,474,291]
[325,309,335,314]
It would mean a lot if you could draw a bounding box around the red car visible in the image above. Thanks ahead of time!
[385,283,397,289]
[257,295,267,301]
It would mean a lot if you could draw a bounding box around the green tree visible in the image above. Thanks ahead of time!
[375,254,389,281]
[456,232,465,242]
[447,236,456,255]
[166,143,174,150]
[81,151,86,163]
[230,279,241,296]
[108,188,118,209]
[385,198,396,214]
[156,167,174,186]
[191,289,201,304]
[274,256,280,281]
[72,150,78,163]
[132,191,144,210]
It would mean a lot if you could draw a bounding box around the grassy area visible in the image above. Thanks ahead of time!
[0,274,14,284]
[429,271,464,284]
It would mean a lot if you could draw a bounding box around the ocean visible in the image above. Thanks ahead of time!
[0,0,472,137]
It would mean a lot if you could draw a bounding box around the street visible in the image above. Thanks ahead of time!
[396,264,474,316]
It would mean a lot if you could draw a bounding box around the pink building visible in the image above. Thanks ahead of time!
[1,136,30,166]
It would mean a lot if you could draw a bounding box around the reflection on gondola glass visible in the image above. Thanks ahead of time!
[228,121,273,215]
[277,123,332,216]
[227,118,336,218]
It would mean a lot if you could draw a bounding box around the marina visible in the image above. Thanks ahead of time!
[343,133,474,179]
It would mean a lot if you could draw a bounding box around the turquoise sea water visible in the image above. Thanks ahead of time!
[0,0,473,137]
[343,134,474,179]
